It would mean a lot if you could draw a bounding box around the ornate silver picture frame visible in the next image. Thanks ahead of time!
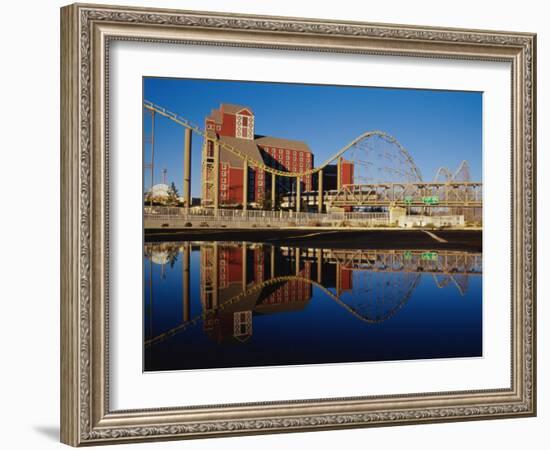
[60,3,536,446]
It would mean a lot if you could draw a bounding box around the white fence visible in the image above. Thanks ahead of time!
[144,207,389,227]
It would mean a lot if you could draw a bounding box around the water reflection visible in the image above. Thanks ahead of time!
[144,241,482,371]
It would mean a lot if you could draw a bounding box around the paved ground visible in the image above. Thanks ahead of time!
[144,228,482,252]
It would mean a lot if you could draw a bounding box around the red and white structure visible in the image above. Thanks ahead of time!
[202,103,314,209]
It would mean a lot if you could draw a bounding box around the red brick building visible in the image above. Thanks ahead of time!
[202,104,314,207]
[200,244,313,343]
[319,159,354,191]
[339,158,354,186]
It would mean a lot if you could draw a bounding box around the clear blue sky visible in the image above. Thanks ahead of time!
[143,77,482,197]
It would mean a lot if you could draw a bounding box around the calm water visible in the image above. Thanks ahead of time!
[144,241,482,371]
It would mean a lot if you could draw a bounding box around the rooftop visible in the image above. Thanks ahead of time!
[220,103,253,114]
[218,135,264,167]
[255,135,312,153]
[207,108,222,124]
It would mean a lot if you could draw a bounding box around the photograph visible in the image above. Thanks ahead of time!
[142,78,483,372]
[55,2,537,446]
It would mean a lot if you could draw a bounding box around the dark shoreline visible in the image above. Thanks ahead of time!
[145,228,482,252]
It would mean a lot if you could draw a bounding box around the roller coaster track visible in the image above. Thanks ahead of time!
[432,274,467,296]
[144,100,422,180]
[144,273,421,348]
[143,244,481,347]
[434,160,471,183]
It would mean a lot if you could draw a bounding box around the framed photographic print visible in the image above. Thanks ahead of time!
[60,3,537,446]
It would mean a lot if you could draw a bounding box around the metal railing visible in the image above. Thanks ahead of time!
[144,207,389,226]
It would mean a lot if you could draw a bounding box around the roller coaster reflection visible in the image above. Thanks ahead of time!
[144,242,482,347]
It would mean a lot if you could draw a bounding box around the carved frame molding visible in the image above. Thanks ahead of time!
[60,3,536,446]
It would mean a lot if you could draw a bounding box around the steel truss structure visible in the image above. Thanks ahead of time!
[328,182,482,208]
[143,101,482,213]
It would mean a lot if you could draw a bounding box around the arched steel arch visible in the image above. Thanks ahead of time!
[433,167,453,182]
[433,160,471,183]
[432,274,467,296]
[144,273,420,348]
[144,100,421,180]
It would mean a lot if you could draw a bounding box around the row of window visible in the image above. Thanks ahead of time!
[282,163,311,172]
[206,122,222,132]
[263,147,311,161]
[265,291,307,304]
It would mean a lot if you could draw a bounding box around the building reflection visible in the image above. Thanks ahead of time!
[200,244,316,343]
[144,242,482,347]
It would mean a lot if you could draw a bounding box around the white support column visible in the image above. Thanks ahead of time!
[242,242,247,289]
[336,262,341,297]
[242,159,248,211]
[317,248,323,283]
[271,173,276,210]
[337,157,342,190]
[183,244,190,322]
[270,245,275,279]
[183,128,192,209]
[296,176,301,213]
[212,243,219,309]
[213,141,220,212]
[317,168,323,213]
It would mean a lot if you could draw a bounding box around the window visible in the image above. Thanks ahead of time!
[239,115,252,138]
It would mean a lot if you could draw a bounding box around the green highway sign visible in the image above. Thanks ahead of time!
[404,251,413,260]
[404,196,414,204]
[422,196,439,205]
[421,251,439,261]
